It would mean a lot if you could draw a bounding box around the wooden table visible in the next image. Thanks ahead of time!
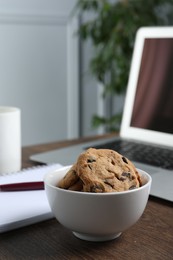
[0,134,173,259]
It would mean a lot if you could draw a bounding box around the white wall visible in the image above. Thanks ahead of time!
[0,0,112,146]
[0,0,79,145]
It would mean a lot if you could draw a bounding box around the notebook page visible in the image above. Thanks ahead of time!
[0,163,62,233]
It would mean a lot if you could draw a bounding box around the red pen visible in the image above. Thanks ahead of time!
[0,181,44,192]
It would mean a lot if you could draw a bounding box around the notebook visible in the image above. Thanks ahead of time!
[0,163,62,233]
[30,27,173,202]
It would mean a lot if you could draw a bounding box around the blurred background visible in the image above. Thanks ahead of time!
[0,0,172,146]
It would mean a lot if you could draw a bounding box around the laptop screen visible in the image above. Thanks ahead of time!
[121,27,173,147]
[130,38,173,134]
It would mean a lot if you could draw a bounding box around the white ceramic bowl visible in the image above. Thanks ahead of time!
[44,165,152,242]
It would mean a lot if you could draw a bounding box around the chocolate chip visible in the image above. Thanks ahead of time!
[90,184,104,193]
[122,156,128,164]
[87,156,96,163]
[119,177,126,181]
[111,160,115,165]
[129,185,136,190]
[122,172,131,178]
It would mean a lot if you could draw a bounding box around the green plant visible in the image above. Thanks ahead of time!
[75,0,173,131]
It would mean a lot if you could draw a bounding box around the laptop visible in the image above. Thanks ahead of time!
[31,27,173,202]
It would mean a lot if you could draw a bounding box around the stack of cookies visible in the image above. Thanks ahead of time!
[58,148,141,193]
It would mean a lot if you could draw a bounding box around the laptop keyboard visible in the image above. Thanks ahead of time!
[93,140,173,170]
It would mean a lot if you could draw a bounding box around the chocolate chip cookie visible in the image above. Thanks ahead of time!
[58,148,141,192]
